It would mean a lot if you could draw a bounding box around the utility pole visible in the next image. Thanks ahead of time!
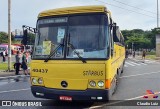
[157,0,159,27]
[156,0,160,58]
[8,0,11,71]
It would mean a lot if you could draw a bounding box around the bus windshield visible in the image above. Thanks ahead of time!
[33,14,109,60]
[0,47,6,51]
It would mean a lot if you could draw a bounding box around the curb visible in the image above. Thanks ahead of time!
[0,69,30,77]
[0,70,16,77]
[0,71,15,77]
[0,70,15,72]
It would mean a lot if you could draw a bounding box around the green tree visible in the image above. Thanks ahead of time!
[27,33,35,45]
[0,31,8,44]
[122,29,154,50]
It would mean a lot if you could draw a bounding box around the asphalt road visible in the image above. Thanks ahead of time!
[0,58,160,109]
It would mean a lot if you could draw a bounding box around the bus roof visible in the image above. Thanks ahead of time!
[38,5,110,18]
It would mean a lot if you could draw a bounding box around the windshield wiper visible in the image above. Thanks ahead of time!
[68,43,86,63]
[44,43,64,62]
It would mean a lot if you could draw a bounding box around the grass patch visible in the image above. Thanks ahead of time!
[146,55,156,60]
[146,52,156,55]
[0,63,14,70]
[0,62,30,70]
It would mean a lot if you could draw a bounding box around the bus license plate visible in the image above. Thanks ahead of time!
[59,96,72,101]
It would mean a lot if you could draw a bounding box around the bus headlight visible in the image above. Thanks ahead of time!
[38,78,43,84]
[98,81,104,87]
[89,81,96,87]
[32,78,37,84]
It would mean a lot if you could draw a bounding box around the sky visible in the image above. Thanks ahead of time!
[0,0,158,32]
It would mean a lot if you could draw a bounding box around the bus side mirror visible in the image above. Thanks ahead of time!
[33,28,37,33]
[111,48,114,57]
[110,23,116,29]
[113,24,117,36]
[22,25,37,33]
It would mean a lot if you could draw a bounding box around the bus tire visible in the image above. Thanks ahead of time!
[121,66,124,74]
[105,89,112,101]
[112,74,118,95]
[121,61,125,73]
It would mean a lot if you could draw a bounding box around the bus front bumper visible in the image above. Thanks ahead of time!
[31,86,110,101]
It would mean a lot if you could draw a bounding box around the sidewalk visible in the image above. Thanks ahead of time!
[0,70,15,77]
[128,55,160,62]
[128,55,142,60]
[0,67,30,77]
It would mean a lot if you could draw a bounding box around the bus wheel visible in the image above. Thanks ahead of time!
[121,61,125,73]
[121,66,124,73]
[112,74,118,95]
[106,74,118,101]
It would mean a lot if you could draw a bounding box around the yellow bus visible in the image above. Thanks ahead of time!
[30,5,125,101]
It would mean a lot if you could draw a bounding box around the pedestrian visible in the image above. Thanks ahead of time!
[14,51,21,75]
[133,51,135,58]
[30,50,33,58]
[142,49,146,60]
[125,50,129,59]
[2,50,6,62]
[22,52,29,75]
[26,51,29,63]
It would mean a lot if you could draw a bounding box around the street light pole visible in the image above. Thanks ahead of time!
[8,0,11,71]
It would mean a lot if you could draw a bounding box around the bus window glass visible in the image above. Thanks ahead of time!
[67,14,108,59]
[33,17,68,59]
[33,14,109,59]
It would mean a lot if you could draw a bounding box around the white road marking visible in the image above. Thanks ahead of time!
[145,60,155,63]
[0,88,30,94]
[146,60,160,64]
[120,71,160,78]
[139,62,147,65]
[89,105,103,109]
[125,61,148,66]
[125,62,135,66]
[124,65,128,67]
[129,61,141,66]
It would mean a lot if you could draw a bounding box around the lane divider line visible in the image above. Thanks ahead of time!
[120,71,160,78]
[0,88,30,94]
[129,61,141,66]
[125,62,135,66]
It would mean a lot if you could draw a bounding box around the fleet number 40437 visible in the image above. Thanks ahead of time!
[32,69,48,73]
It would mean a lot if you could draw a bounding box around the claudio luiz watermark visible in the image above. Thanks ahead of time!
[137,90,159,106]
